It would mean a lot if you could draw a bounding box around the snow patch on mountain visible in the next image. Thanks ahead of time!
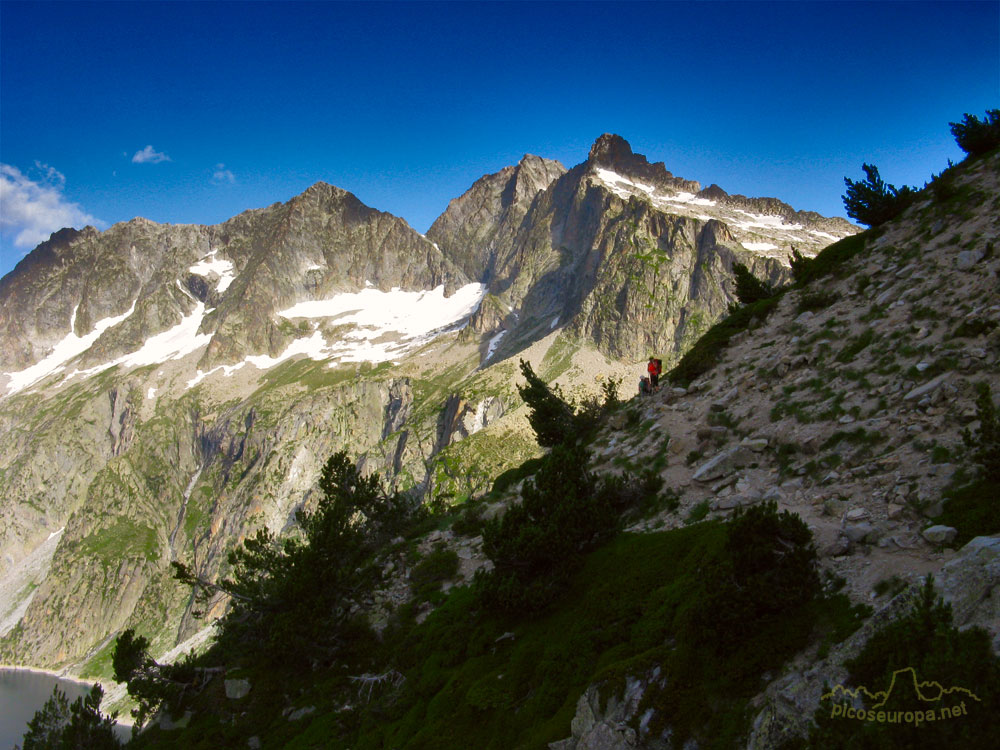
[590,166,853,264]
[278,283,486,335]
[484,330,507,361]
[733,210,803,232]
[63,303,214,386]
[187,283,488,387]
[3,301,137,395]
[189,250,235,293]
[593,168,717,209]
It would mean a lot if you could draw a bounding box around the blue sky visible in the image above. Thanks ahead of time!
[1,1,997,279]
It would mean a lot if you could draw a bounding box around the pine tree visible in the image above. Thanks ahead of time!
[517,359,578,447]
[842,163,916,227]
[732,261,775,304]
[950,110,1000,157]
[19,685,120,750]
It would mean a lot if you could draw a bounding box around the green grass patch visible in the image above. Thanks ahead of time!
[821,427,884,451]
[684,499,711,525]
[953,318,998,338]
[835,328,875,363]
[540,332,580,382]
[796,290,840,313]
[77,519,160,563]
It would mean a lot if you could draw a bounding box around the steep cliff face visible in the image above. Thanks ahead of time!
[427,154,566,283]
[437,134,855,364]
[2,369,430,666]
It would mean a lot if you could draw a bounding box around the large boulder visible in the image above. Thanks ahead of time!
[692,444,755,482]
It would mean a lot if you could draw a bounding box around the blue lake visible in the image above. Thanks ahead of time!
[0,668,128,748]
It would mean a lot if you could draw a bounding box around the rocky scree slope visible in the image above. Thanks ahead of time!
[544,149,1000,749]
[392,148,999,750]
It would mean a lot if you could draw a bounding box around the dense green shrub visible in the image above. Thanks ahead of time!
[488,455,545,497]
[787,232,868,287]
[684,501,820,654]
[796,289,841,313]
[950,109,1000,157]
[19,685,121,750]
[843,163,917,227]
[410,545,460,600]
[474,442,663,614]
[935,383,1000,545]
[935,478,1000,547]
[732,261,776,304]
[790,247,812,283]
[111,629,215,728]
[517,359,619,448]
[810,577,1000,748]
[517,359,580,447]
[451,501,487,536]
[963,382,1000,483]
[952,318,998,338]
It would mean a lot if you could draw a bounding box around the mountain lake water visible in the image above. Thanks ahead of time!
[0,668,129,748]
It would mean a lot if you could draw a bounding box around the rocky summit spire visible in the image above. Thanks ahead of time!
[586,133,701,195]
[588,133,636,166]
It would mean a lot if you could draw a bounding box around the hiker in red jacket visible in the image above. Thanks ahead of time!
[648,357,661,391]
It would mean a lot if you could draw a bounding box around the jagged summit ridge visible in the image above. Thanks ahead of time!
[588,133,702,195]
[584,134,856,262]
[0,134,857,395]
[0,181,474,393]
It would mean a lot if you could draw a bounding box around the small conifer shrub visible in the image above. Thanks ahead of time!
[950,109,1000,158]
[732,261,776,304]
[963,382,1000,483]
[843,163,916,227]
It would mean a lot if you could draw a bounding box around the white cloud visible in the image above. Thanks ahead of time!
[0,163,104,250]
[132,145,171,164]
[211,163,235,184]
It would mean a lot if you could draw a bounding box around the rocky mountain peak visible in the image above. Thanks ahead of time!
[426,154,565,283]
[587,133,634,165]
[697,183,729,201]
[585,133,702,195]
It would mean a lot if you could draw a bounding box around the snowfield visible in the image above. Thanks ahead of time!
[4,282,487,395]
[188,250,236,293]
[3,301,136,395]
[589,166,853,265]
[188,282,487,387]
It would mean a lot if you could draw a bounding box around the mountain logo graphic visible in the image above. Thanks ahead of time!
[823,667,980,726]
[822,666,981,708]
